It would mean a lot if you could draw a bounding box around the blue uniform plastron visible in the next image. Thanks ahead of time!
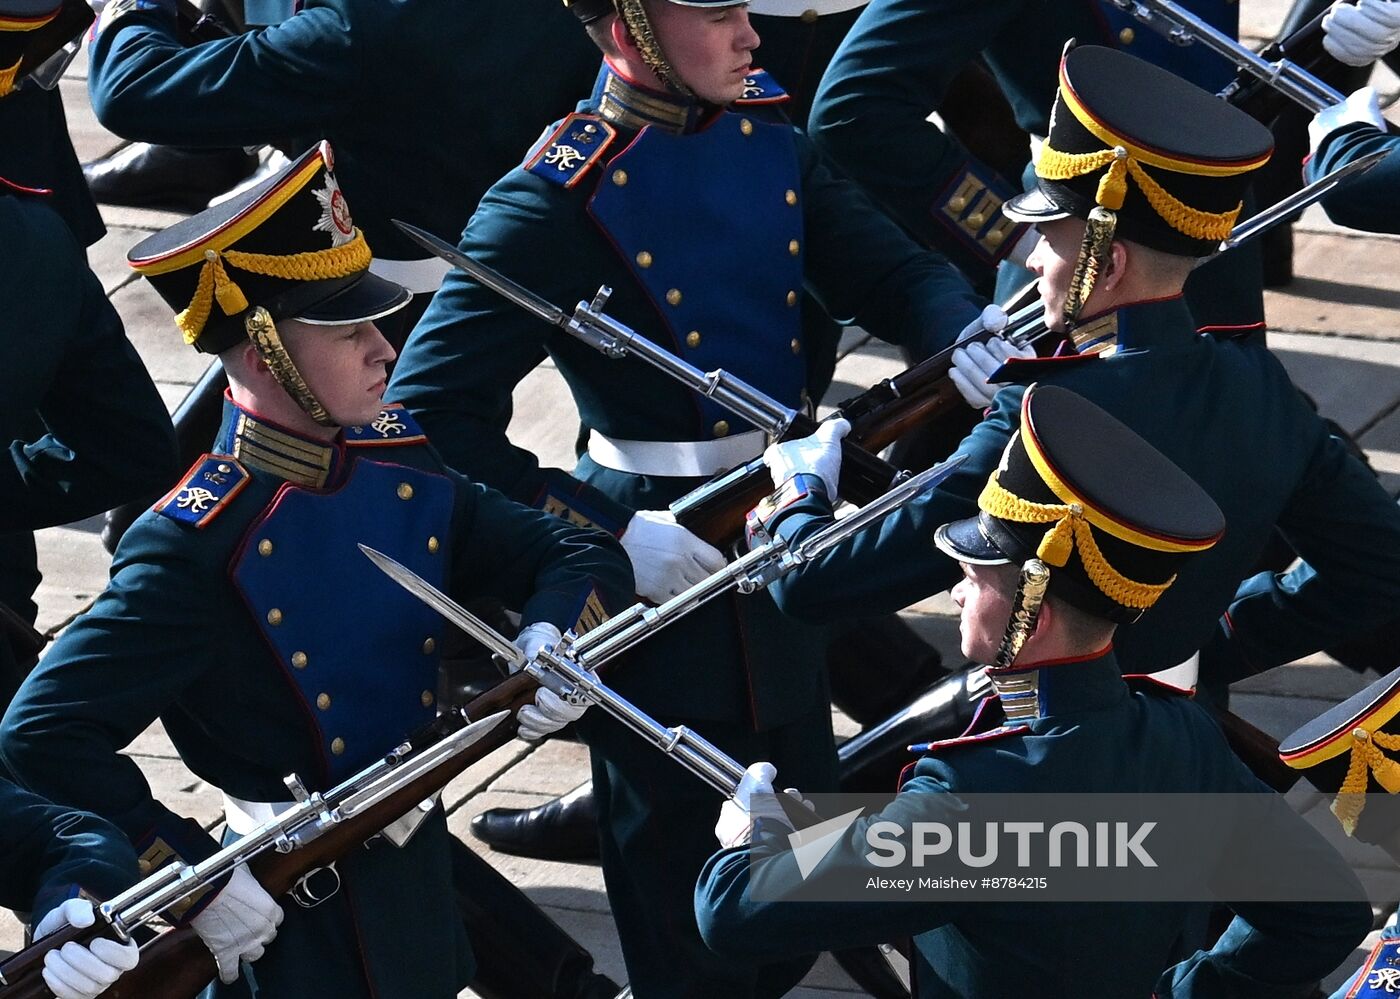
[525,113,618,189]
[232,460,452,784]
[345,403,429,447]
[155,455,250,528]
[587,112,806,438]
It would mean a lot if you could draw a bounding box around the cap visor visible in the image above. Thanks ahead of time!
[294,272,412,326]
[934,519,1011,566]
[1003,186,1074,225]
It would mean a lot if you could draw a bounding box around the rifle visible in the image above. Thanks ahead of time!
[0,462,949,998]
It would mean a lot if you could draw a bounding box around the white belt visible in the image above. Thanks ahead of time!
[369,256,452,295]
[223,791,441,847]
[1147,652,1199,691]
[587,429,765,478]
[748,0,870,16]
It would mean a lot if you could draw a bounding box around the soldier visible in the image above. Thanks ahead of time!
[751,46,1400,710]
[808,0,1265,324]
[0,142,635,999]
[387,0,987,992]
[696,384,1373,998]
[0,777,143,999]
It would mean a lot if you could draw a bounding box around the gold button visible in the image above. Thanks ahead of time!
[967,212,986,228]
[985,229,1006,247]
[948,195,968,213]
[686,330,701,348]
[612,169,628,186]
[785,189,797,206]
[421,690,435,708]
[740,118,754,136]
[316,693,331,711]
[427,536,440,554]
[786,291,798,307]
[397,482,414,500]
[788,240,800,256]
[217,463,232,474]
[258,539,273,557]
[666,288,682,306]
[422,637,437,655]
[1119,27,1134,44]
[800,7,818,22]
[267,608,283,626]
[1355,727,1371,741]
[713,420,730,438]
[790,338,801,355]
[292,651,308,669]
[636,251,653,268]
[330,737,346,756]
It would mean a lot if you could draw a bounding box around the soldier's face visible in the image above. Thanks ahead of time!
[280,319,398,427]
[1026,217,1086,333]
[649,2,761,105]
[951,561,1018,664]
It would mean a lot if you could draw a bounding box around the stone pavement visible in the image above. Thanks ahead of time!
[8,1,1400,994]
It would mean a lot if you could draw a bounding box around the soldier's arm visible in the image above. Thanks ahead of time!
[1307,123,1400,234]
[1201,422,1400,682]
[807,0,1033,281]
[0,202,177,533]
[0,523,226,874]
[0,778,141,925]
[391,179,637,537]
[446,475,635,634]
[797,131,986,360]
[753,386,1021,621]
[87,0,366,148]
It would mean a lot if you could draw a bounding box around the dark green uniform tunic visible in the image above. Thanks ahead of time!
[388,62,983,997]
[0,400,632,999]
[758,297,1400,700]
[0,192,176,707]
[1306,122,1400,234]
[696,651,1372,998]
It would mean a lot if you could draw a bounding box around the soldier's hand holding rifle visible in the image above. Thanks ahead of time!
[1323,0,1400,66]
[32,898,140,999]
[1309,85,1388,153]
[713,762,814,849]
[512,622,592,740]
[189,864,283,984]
[621,510,728,603]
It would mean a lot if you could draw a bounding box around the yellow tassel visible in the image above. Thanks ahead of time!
[0,56,20,100]
[1036,514,1076,567]
[1095,149,1130,211]
[1332,793,1364,837]
[206,252,250,316]
[1373,752,1400,793]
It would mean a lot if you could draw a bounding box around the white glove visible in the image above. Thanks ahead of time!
[1324,0,1400,65]
[761,418,851,497]
[190,865,283,985]
[508,621,591,740]
[949,337,1036,408]
[1005,227,1041,268]
[620,509,727,603]
[1309,85,1387,153]
[33,899,140,999]
[714,762,815,849]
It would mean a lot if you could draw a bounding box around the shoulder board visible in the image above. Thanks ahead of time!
[346,404,428,447]
[1344,938,1400,999]
[154,454,250,528]
[990,352,1100,384]
[734,69,789,106]
[1123,673,1195,698]
[524,113,618,189]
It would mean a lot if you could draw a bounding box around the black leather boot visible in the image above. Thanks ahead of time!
[470,780,601,861]
[83,143,259,213]
[452,838,620,999]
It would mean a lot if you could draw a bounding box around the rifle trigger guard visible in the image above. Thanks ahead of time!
[291,862,341,908]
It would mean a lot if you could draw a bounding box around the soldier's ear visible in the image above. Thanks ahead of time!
[1098,240,1131,295]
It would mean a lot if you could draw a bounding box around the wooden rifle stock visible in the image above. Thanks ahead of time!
[0,676,540,999]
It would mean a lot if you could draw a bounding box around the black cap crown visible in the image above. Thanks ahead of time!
[1005,45,1273,256]
[128,141,408,353]
[0,0,91,97]
[936,385,1224,623]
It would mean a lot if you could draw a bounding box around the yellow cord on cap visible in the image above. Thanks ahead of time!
[977,473,1176,611]
[0,55,22,99]
[1332,727,1400,836]
[174,229,372,345]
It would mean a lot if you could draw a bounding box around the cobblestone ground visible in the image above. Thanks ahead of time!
[8,2,1400,993]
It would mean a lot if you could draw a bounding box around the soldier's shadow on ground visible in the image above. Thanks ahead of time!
[1285,276,1400,314]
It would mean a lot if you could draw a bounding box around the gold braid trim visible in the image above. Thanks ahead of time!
[978,473,1175,611]
[244,307,334,427]
[175,229,371,345]
[0,55,22,99]
[1331,728,1400,836]
[1036,144,1241,243]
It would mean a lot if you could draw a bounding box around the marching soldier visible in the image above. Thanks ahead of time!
[754,46,1400,709]
[0,142,634,998]
[387,0,987,992]
[696,384,1372,998]
[808,0,1266,325]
